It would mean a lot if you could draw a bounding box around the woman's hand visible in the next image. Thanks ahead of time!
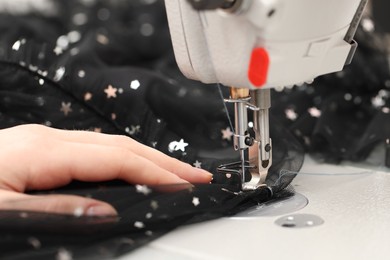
[0,124,212,216]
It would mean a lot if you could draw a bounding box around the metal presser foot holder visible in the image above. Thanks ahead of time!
[218,88,273,191]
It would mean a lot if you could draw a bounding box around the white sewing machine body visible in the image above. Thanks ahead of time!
[165,0,366,89]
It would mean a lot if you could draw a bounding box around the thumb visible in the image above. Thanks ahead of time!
[0,190,117,217]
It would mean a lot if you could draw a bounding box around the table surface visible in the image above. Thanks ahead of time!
[120,155,390,260]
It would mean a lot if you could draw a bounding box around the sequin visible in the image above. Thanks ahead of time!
[192,197,200,207]
[78,70,86,78]
[53,46,63,56]
[56,248,73,260]
[136,185,152,196]
[12,39,25,51]
[96,34,109,45]
[27,237,41,249]
[221,127,233,141]
[308,107,321,118]
[285,108,298,121]
[168,139,188,153]
[193,160,202,168]
[134,221,145,229]
[35,97,45,106]
[104,85,118,98]
[60,102,72,116]
[84,92,92,101]
[130,80,141,90]
[73,13,88,26]
[68,31,81,43]
[140,23,154,37]
[362,18,375,32]
[128,125,141,135]
[70,48,80,56]
[54,67,66,82]
[29,65,38,72]
[56,35,69,50]
[344,93,353,101]
[177,88,187,97]
[150,200,159,210]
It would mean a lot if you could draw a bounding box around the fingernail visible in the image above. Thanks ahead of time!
[86,205,117,216]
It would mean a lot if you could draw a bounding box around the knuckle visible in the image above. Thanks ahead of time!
[17,124,47,133]
[114,147,138,175]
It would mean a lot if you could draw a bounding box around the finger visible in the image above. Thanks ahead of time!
[23,141,190,191]
[0,190,117,216]
[50,128,213,183]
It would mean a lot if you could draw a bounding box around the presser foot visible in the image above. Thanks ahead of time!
[216,161,268,191]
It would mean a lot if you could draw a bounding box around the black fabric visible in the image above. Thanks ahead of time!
[0,181,297,260]
[0,0,387,259]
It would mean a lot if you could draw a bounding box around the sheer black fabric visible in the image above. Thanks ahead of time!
[0,0,387,259]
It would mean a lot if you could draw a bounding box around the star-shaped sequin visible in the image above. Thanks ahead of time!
[285,108,298,121]
[131,125,141,135]
[60,102,72,116]
[221,127,233,141]
[193,160,202,168]
[136,185,152,195]
[104,85,118,98]
[168,139,188,153]
[192,197,200,207]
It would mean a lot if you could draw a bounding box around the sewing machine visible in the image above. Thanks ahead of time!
[119,2,390,259]
[164,0,368,190]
